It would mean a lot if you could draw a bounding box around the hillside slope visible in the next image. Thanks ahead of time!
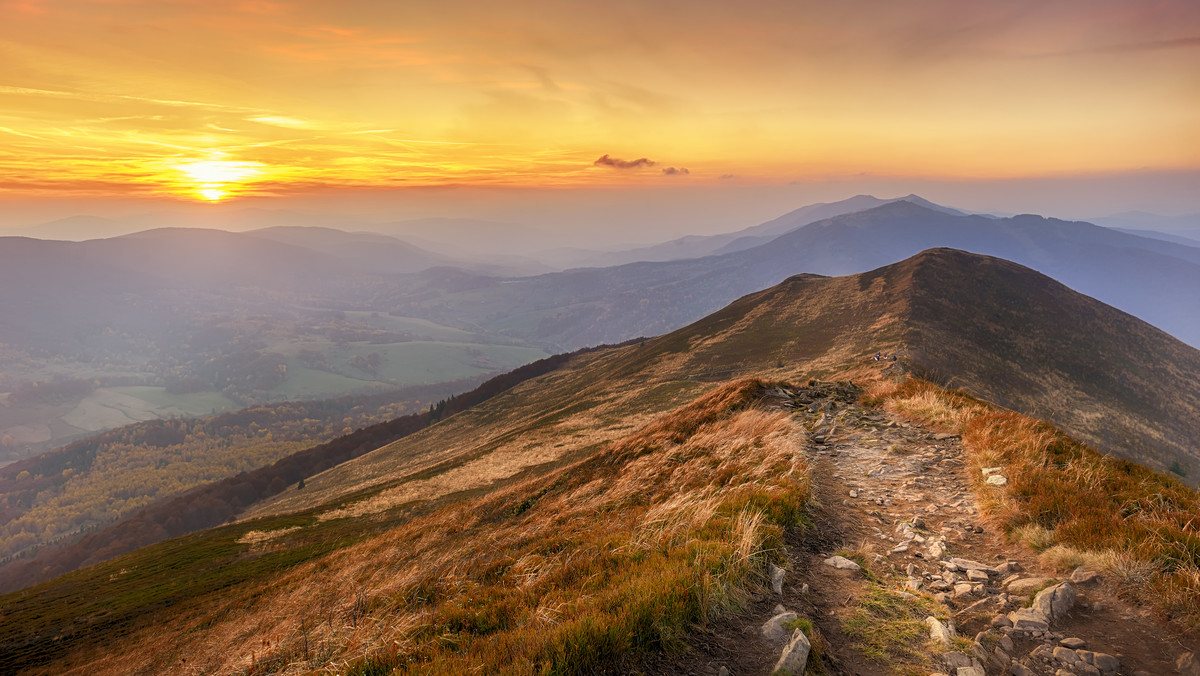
[3,249,1199,674]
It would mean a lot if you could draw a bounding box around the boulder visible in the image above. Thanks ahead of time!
[1005,577,1051,594]
[773,628,811,675]
[1032,581,1076,622]
[823,555,863,572]
[950,558,999,575]
[1007,608,1049,632]
[986,475,1009,486]
[770,563,785,595]
[926,616,955,646]
[761,611,798,642]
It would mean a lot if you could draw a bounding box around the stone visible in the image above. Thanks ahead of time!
[1010,664,1035,676]
[773,628,811,675]
[926,616,955,647]
[997,561,1022,575]
[771,564,785,595]
[954,583,976,597]
[1091,652,1119,674]
[1052,647,1080,664]
[1059,637,1086,650]
[800,583,809,595]
[994,647,1012,666]
[1070,567,1102,585]
[967,569,990,583]
[1032,582,1076,622]
[1007,608,1049,632]
[717,668,728,676]
[990,614,1013,629]
[956,668,985,676]
[985,474,1009,486]
[849,489,858,498]
[928,541,947,559]
[1030,645,1056,661]
[890,543,910,555]
[934,432,959,440]
[761,611,798,642]
[999,635,1015,653]
[982,466,1003,475]
[823,555,862,572]
[1179,652,1200,676]
[906,578,922,591]
[950,558,999,575]
[1005,577,1051,594]
[943,652,973,669]
[774,603,786,614]
[958,597,993,616]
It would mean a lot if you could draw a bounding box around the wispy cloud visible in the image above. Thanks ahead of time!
[662,166,689,176]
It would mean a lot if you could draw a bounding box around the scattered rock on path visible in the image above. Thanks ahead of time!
[822,555,862,572]
[926,616,955,646]
[770,563,785,595]
[1032,581,1076,622]
[773,628,810,675]
[1006,577,1051,594]
[985,474,1008,486]
[761,611,798,642]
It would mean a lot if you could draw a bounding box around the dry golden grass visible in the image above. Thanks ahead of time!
[66,379,811,675]
[872,378,1200,627]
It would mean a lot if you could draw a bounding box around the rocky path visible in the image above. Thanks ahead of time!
[746,381,1195,676]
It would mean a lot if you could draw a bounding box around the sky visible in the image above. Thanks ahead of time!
[0,0,1198,238]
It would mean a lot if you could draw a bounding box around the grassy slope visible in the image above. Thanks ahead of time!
[871,378,1200,626]
[902,248,1200,485]
[1,380,812,675]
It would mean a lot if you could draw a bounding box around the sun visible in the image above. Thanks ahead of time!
[175,159,264,202]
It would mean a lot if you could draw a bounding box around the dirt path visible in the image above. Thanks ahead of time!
[653,381,1197,675]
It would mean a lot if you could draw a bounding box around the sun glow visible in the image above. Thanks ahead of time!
[176,159,264,202]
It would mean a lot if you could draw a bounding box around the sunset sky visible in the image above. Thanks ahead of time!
[1,0,1198,233]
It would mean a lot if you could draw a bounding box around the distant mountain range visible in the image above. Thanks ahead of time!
[381,200,1200,350]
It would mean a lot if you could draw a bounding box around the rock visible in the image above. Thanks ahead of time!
[943,652,973,669]
[934,432,959,440]
[1070,567,1102,585]
[761,611,798,642]
[967,569,990,583]
[999,635,1015,653]
[823,555,862,572]
[994,647,1012,666]
[950,558,999,575]
[926,616,955,647]
[1007,608,1049,632]
[890,543,910,555]
[1179,652,1200,676]
[771,564,785,595]
[997,561,1022,575]
[1005,577,1051,594]
[1052,647,1080,664]
[1032,582,1076,622]
[981,467,1003,475]
[956,667,985,676]
[906,578,922,591]
[1059,637,1086,650]
[1091,652,1119,674]
[1030,645,1056,661]
[928,541,947,559]
[1010,664,1035,676]
[800,583,809,595]
[773,628,811,675]
[985,475,1009,486]
[953,583,977,598]
[957,597,993,616]
[849,489,858,498]
[990,614,1013,629]
[774,603,786,614]
[717,668,728,676]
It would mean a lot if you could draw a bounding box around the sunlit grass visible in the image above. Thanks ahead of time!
[870,378,1200,627]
